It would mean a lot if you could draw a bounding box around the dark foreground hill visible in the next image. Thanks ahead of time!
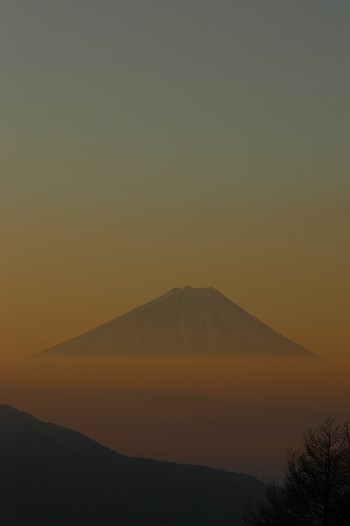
[0,405,266,525]
[41,286,315,357]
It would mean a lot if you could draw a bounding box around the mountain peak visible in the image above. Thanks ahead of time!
[41,287,316,358]
[0,404,18,415]
[169,286,215,292]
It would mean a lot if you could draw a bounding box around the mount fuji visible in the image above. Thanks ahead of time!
[40,286,315,358]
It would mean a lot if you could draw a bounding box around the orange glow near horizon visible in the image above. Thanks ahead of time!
[1,354,349,478]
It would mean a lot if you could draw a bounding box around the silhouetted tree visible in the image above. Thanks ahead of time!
[243,417,350,526]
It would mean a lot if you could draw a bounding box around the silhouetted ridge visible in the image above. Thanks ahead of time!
[40,286,316,358]
[0,404,39,423]
[0,405,266,525]
[0,404,18,414]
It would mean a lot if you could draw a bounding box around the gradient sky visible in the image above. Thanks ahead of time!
[1,0,349,359]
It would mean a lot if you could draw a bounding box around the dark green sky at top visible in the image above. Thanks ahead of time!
[1,0,348,204]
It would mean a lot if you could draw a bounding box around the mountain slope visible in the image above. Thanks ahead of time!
[41,286,315,357]
[0,405,266,525]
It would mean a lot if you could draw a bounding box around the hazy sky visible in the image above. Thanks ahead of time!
[1,0,349,358]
